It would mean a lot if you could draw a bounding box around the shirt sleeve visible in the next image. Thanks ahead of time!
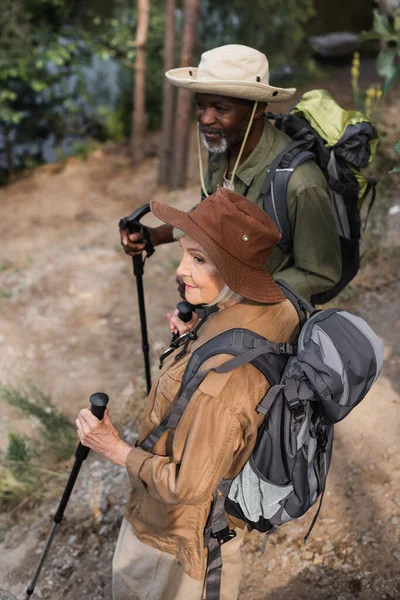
[126,391,246,506]
[276,184,342,300]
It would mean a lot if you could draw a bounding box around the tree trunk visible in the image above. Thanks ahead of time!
[158,0,176,186]
[170,0,200,190]
[131,0,149,164]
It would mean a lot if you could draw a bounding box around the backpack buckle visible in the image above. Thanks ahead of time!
[279,342,295,355]
[286,398,305,421]
[316,426,328,452]
[211,527,237,545]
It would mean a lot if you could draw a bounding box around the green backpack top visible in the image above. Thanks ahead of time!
[264,89,379,304]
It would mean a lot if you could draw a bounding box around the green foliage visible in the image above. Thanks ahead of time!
[0,0,319,181]
[361,8,400,176]
[0,382,76,507]
[1,383,75,461]
[361,8,400,93]
[200,0,316,74]
[0,290,12,299]
[5,433,31,472]
[70,139,100,161]
[95,106,126,142]
[86,0,166,131]
[0,0,95,179]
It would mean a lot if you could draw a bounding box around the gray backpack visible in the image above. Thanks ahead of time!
[140,281,383,600]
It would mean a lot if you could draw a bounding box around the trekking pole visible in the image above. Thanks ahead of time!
[25,392,109,598]
[171,301,195,343]
[119,204,153,394]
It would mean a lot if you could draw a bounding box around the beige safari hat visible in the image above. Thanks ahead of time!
[166,44,296,104]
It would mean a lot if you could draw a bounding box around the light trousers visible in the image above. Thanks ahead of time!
[112,518,245,600]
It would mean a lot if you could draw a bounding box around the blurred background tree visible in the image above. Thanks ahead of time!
[0,0,385,186]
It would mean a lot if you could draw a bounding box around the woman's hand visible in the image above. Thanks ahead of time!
[167,308,199,336]
[75,409,132,467]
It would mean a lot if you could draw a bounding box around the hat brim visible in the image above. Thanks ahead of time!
[151,201,286,304]
[166,68,296,104]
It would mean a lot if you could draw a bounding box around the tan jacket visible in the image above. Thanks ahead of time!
[125,299,299,580]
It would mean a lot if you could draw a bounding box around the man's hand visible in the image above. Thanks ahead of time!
[120,225,154,256]
[75,408,132,467]
[120,223,175,256]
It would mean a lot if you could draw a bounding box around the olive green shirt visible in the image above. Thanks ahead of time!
[204,119,341,300]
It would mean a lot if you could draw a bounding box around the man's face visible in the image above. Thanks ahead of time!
[195,93,255,154]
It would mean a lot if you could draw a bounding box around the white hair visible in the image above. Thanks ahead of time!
[207,284,245,307]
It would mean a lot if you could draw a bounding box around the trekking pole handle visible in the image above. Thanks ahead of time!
[119,203,151,234]
[177,301,195,323]
[89,391,109,420]
[119,203,154,277]
[171,302,196,344]
[75,392,109,462]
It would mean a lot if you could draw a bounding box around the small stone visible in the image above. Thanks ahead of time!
[341,564,353,573]
[322,541,334,553]
[68,535,77,545]
[313,554,324,565]
[393,551,400,561]
[391,516,398,525]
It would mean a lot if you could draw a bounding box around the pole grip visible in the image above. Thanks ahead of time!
[75,392,109,461]
[171,302,196,343]
[177,301,195,323]
[119,204,154,273]
[119,203,151,232]
[89,391,109,420]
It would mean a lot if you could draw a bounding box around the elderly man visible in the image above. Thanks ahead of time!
[121,44,341,300]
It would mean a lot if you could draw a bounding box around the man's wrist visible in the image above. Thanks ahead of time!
[152,224,174,247]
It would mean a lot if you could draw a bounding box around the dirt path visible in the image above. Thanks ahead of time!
[0,61,399,599]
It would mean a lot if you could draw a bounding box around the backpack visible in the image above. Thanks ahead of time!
[139,281,383,600]
[263,89,379,305]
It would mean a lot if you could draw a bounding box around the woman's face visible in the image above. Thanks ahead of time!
[177,236,225,305]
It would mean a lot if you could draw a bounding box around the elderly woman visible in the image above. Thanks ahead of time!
[76,188,299,600]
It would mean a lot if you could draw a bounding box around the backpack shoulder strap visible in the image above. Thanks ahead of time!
[276,279,316,318]
[140,329,295,452]
[179,328,290,393]
[262,141,316,255]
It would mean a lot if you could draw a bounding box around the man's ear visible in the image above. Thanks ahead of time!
[254,102,268,120]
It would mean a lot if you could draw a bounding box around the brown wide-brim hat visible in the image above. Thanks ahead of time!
[166,44,296,104]
[151,188,286,304]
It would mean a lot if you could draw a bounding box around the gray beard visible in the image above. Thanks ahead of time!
[201,134,228,155]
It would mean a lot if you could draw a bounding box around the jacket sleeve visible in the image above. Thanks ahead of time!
[276,184,342,300]
[125,390,250,506]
